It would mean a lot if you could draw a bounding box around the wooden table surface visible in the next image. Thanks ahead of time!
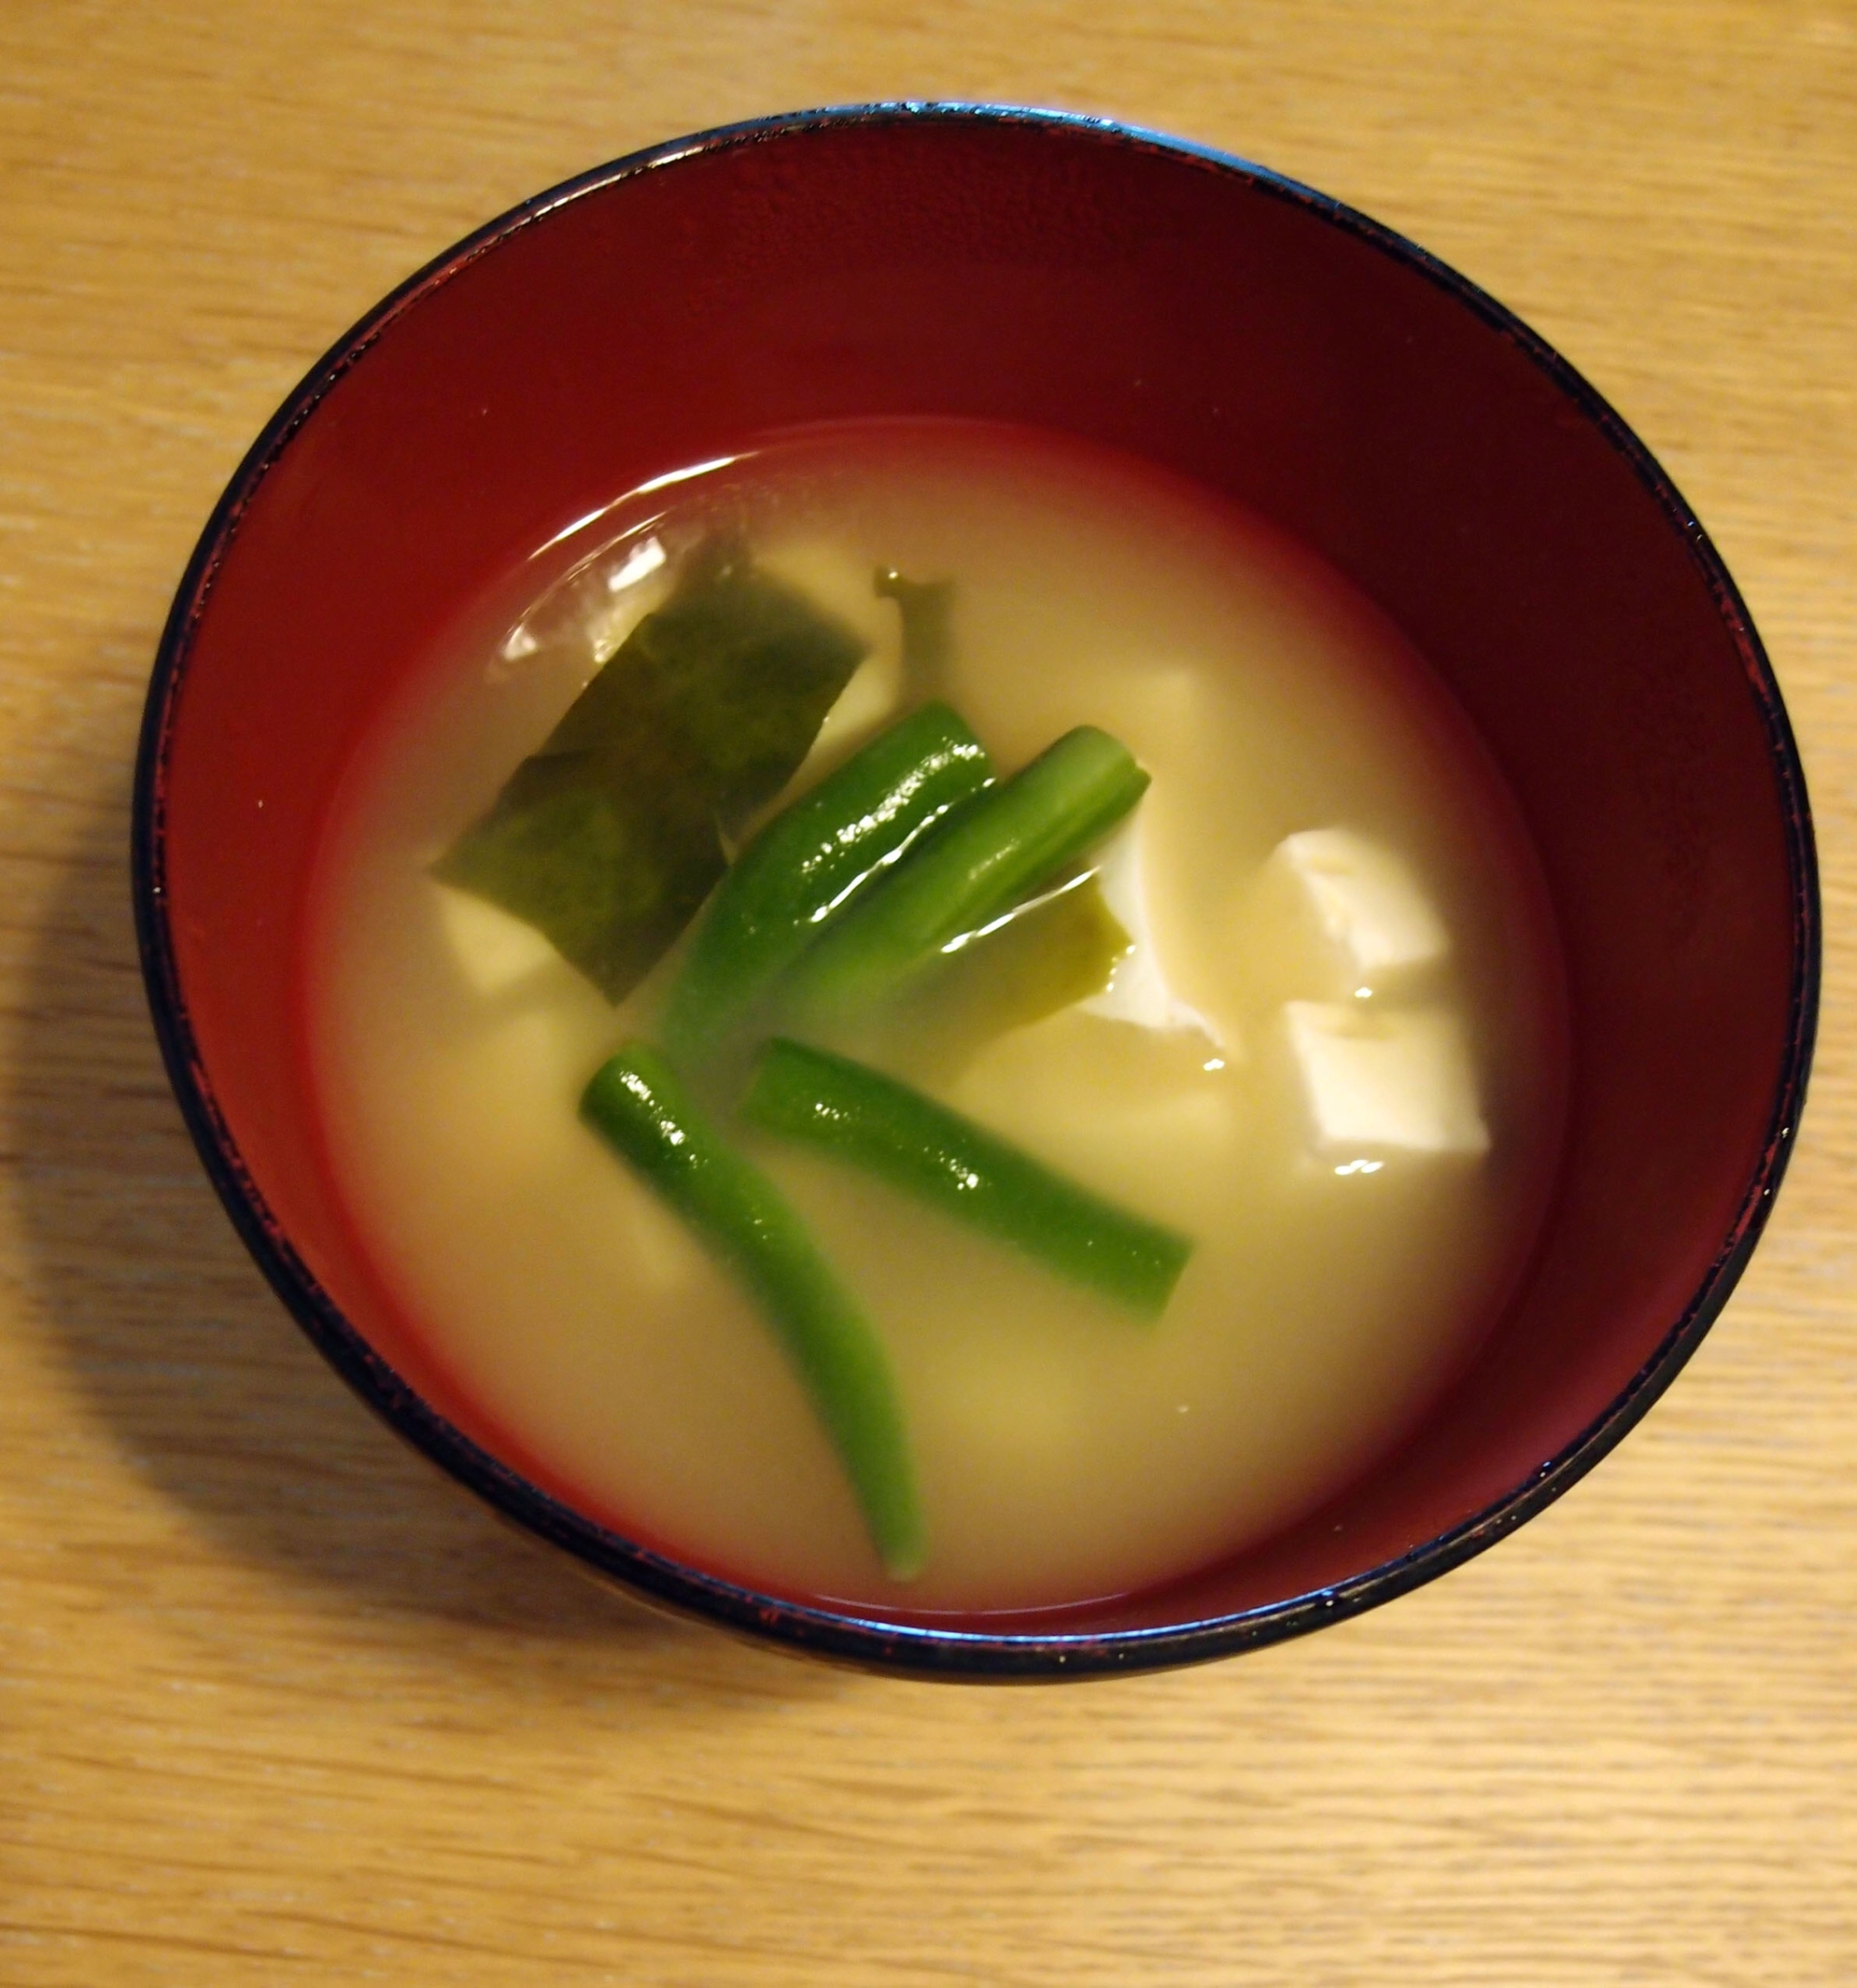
[2,4,1852,1982]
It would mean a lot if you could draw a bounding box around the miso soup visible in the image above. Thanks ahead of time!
[305,419,1568,1612]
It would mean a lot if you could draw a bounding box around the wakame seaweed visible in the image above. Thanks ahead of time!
[875,567,955,692]
[436,537,868,1001]
[871,872,1131,1076]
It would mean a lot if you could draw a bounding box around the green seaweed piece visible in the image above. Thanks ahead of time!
[876,873,1130,1077]
[436,537,868,1001]
[875,568,954,689]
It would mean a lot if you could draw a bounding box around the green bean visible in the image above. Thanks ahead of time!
[658,704,992,1072]
[581,1043,924,1578]
[779,724,1149,1029]
[741,1039,1193,1318]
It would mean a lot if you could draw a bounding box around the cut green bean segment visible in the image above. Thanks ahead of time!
[741,1039,1194,1318]
[658,703,992,1072]
[581,1043,924,1578]
[780,725,1149,1029]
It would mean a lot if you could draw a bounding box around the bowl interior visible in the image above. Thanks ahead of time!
[143,110,1809,1660]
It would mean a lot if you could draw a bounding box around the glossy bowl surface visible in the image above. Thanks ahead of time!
[134,104,1816,1679]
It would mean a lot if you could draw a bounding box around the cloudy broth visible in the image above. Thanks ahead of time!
[304,419,1567,1613]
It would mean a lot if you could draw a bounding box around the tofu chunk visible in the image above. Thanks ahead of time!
[435,883,561,997]
[1082,817,1225,1046]
[1283,1001,1488,1157]
[1273,828,1448,984]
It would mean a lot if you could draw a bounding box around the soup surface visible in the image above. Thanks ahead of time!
[305,418,1567,1613]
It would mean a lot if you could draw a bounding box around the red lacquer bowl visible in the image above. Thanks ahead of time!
[133,105,1816,1678]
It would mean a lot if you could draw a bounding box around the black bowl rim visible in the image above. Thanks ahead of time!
[131,101,1820,1682]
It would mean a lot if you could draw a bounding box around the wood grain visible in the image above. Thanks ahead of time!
[1,3,1852,1982]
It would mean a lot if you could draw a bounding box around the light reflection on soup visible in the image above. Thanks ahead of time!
[305,419,1568,1612]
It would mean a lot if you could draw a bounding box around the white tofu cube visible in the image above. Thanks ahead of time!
[434,883,561,997]
[1283,1001,1489,1156]
[1274,828,1447,983]
[1081,817,1224,1045]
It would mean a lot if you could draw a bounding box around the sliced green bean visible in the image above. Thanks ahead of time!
[741,1039,1193,1318]
[658,703,991,1073]
[581,1043,924,1578]
[780,725,1149,1029]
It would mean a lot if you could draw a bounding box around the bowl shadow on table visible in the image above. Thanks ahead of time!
[12,762,837,1706]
